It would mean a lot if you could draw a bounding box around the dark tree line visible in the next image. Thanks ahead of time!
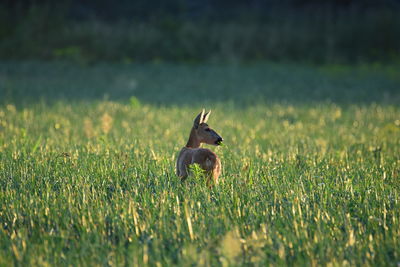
[0,0,399,63]
[2,0,400,21]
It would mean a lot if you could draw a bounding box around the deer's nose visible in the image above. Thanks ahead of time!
[215,137,224,145]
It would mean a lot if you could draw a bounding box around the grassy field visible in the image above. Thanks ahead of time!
[0,61,399,266]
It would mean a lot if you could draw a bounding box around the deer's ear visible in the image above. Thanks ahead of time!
[202,110,211,123]
[193,109,205,128]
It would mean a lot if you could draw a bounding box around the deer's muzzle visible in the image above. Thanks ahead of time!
[215,137,224,146]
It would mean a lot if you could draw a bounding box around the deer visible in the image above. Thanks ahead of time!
[176,109,224,186]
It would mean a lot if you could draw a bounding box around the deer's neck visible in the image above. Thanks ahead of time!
[185,127,201,148]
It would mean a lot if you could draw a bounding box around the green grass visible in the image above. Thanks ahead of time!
[0,61,399,266]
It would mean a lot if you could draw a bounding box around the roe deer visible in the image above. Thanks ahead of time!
[176,109,223,185]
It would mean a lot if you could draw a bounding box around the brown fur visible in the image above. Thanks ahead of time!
[176,110,223,185]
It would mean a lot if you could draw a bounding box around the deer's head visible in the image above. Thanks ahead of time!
[193,109,223,146]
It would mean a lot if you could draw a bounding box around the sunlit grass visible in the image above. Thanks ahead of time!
[0,62,399,266]
[0,100,399,266]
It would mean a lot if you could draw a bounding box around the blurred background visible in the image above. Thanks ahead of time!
[0,0,399,105]
[1,0,400,64]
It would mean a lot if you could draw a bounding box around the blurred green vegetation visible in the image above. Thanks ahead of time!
[1,61,399,106]
[0,1,399,64]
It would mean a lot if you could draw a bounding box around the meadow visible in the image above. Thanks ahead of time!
[0,61,399,266]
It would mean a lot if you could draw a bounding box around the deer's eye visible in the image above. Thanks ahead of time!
[205,128,211,132]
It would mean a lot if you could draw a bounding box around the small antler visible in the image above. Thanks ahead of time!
[194,109,205,128]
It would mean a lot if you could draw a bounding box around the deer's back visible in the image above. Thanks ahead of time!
[176,147,221,181]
